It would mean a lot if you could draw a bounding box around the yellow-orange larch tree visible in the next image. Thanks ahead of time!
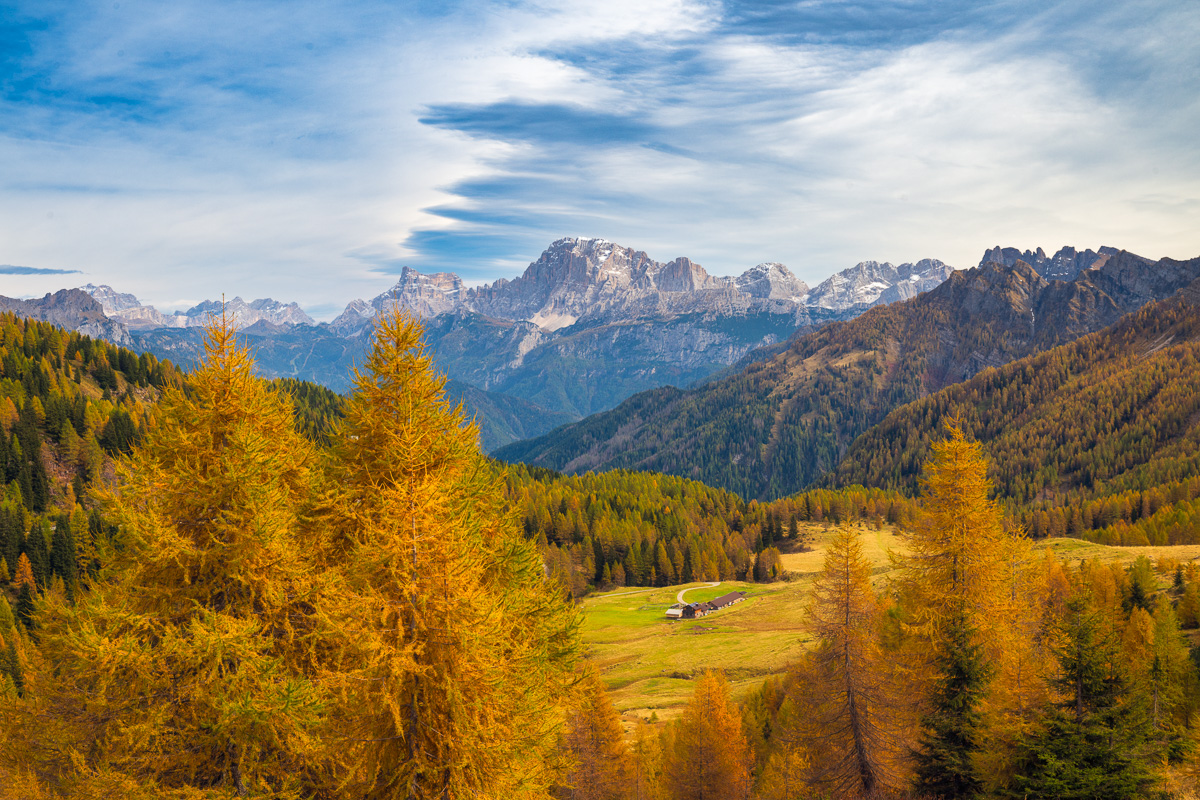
[12,314,338,796]
[556,671,630,800]
[664,670,752,800]
[795,527,906,797]
[317,309,580,800]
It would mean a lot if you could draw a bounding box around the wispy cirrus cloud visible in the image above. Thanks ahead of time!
[0,264,80,275]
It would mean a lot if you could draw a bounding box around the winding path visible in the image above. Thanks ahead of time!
[676,582,720,604]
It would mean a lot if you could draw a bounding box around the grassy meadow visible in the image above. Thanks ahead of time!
[581,522,1200,731]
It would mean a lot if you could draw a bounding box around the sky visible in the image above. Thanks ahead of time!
[1,0,1198,320]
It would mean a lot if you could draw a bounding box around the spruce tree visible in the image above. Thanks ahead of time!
[14,583,34,631]
[1010,598,1158,799]
[21,520,49,591]
[913,611,992,799]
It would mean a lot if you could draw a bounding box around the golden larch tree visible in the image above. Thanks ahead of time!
[897,421,1053,792]
[317,309,580,799]
[897,421,1011,628]
[795,527,906,797]
[557,671,630,800]
[20,316,337,796]
[664,670,752,800]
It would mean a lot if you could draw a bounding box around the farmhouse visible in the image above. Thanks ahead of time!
[664,591,747,619]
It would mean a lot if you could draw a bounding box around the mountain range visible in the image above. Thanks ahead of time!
[0,237,1178,489]
[3,237,955,450]
[494,247,1200,500]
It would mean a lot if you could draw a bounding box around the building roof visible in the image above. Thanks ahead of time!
[706,591,747,610]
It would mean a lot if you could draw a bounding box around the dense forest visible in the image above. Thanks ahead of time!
[835,285,1200,547]
[0,312,183,605]
[505,465,917,596]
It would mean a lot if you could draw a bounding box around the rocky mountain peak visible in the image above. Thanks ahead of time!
[979,245,1121,281]
[806,258,954,310]
[948,259,1048,319]
[0,289,132,346]
[82,284,142,314]
[182,296,315,328]
[734,263,809,300]
[329,299,375,337]
[342,237,956,333]
[375,266,466,319]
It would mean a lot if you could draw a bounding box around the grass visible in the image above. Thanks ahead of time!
[581,521,899,725]
[580,522,1200,730]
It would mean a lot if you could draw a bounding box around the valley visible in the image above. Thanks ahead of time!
[6,4,1199,795]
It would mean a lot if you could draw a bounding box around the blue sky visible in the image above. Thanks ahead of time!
[1,0,1197,319]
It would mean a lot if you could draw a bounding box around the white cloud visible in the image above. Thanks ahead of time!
[1,0,1198,317]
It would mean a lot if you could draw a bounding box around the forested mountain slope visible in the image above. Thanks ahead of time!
[496,251,1200,500]
[0,312,184,602]
[835,278,1200,545]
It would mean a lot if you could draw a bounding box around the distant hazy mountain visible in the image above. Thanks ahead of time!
[332,237,815,335]
[333,238,947,334]
[326,238,837,421]
[317,237,955,421]
[82,284,315,330]
[495,247,1199,500]
[3,237,953,450]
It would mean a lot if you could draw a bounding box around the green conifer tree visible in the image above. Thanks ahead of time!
[1010,598,1158,799]
[913,611,993,799]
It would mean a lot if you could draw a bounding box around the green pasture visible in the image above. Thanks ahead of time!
[580,579,814,723]
[578,525,1200,728]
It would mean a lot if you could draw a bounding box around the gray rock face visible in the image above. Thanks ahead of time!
[0,289,133,347]
[735,262,809,300]
[176,297,316,329]
[328,299,374,337]
[337,238,818,333]
[805,258,955,311]
[373,266,466,320]
[82,283,142,313]
[978,245,1121,281]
